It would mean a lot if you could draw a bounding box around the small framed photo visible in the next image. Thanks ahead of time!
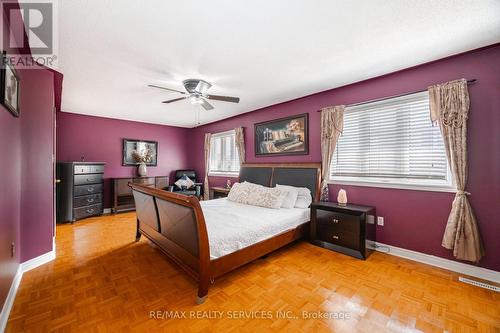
[1,51,20,117]
[254,113,309,156]
[122,139,158,166]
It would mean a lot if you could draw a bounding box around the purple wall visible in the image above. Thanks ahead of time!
[189,45,500,271]
[0,84,22,316]
[0,0,21,310]
[0,0,58,310]
[56,113,190,208]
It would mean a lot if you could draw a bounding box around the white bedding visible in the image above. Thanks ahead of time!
[200,198,310,259]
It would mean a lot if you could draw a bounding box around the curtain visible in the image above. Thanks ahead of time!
[234,127,245,164]
[428,79,484,262]
[320,105,344,201]
[203,133,211,200]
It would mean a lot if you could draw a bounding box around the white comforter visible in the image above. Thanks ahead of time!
[200,198,310,259]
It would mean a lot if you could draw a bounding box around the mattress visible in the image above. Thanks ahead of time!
[200,198,310,259]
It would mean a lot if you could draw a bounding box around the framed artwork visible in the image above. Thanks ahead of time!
[122,139,158,166]
[1,51,20,117]
[254,113,309,156]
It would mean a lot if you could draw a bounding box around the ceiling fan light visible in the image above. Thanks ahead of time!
[189,95,203,105]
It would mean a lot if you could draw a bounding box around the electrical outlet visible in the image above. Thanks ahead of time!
[377,216,384,226]
[11,242,15,257]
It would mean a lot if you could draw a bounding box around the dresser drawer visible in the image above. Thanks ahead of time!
[74,184,103,196]
[73,193,102,208]
[74,204,102,220]
[317,223,360,250]
[74,173,103,186]
[132,177,155,186]
[74,165,104,174]
[316,210,360,233]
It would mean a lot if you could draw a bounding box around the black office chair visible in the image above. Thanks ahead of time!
[170,170,203,198]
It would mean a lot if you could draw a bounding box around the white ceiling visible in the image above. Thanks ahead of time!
[57,0,500,128]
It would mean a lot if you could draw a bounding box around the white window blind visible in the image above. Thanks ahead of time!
[330,91,452,190]
[209,130,240,176]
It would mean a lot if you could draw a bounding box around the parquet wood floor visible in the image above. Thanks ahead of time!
[6,213,500,332]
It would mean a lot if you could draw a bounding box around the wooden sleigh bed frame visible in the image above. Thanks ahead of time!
[130,163,321,304]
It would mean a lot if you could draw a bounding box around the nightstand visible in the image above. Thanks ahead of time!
[310,202,376,260]
[211,186,231,199]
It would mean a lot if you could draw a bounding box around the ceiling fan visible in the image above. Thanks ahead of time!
[148,79,240,111]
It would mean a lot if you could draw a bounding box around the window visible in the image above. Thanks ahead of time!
[209,130,240,176]
[330,91,453,191]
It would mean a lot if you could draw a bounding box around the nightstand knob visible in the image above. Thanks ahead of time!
[333,235,339,240]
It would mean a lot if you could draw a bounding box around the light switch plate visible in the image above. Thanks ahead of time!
[377,216,384,226]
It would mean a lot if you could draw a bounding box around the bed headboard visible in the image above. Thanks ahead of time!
[239,163,322,201]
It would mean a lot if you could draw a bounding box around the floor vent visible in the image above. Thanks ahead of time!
[459,277,500,292]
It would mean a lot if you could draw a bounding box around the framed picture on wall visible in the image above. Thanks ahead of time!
[254,113,309,156]
[0,51,20,117]
[122,139,158,166]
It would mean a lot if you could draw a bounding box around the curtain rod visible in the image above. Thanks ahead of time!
[317,79,477,112]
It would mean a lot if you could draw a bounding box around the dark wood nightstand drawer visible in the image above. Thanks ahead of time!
[317,224,359,250]
[316,210,359,233]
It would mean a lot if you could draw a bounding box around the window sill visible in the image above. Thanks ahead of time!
[327,179,456,193]
[208,173,239,178]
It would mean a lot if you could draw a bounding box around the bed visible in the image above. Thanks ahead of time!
[130,163,321,304]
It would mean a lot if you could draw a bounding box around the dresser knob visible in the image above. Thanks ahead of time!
[86,209,94,213]
[87,198,94,203]
[331,218,339,223]
[87,188,94,192]
[333,235,339,240]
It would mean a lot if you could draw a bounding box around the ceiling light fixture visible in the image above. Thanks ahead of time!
[189,95,203,105]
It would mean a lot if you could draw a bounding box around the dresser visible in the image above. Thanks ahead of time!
[112,176,169,213]
[310,202,376,260]
[56,162,105,223]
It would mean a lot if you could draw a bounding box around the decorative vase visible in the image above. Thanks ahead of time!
[337,189,347,206]
[138,162,147,177]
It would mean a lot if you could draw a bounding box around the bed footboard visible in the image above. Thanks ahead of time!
[130,184,211,303]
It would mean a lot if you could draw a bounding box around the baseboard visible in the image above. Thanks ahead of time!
[0,239,56,332]
[375,242,500,284]
[0,266,22,333]
[20,248,56,273]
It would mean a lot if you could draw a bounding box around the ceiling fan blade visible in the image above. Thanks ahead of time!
[200,99,214,111]
[162,97,188,103]
[148,84,186,94]
[205,94,240,103]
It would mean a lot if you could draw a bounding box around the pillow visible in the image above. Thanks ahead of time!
[227,182,250,203]
[245,183,286,209]
[228,182,286,209]
[276,184,312,208]
[276,185,299,209]
[175,174,195,190]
